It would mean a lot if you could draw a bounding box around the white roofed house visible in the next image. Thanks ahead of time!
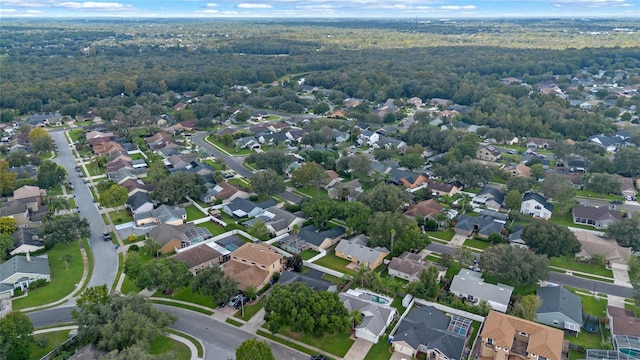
[340,289,397,343]
[259,206,306,237]
[449,269,513,313]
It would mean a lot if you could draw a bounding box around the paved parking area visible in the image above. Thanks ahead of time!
[343,338,374,360]
[610,261,632,288]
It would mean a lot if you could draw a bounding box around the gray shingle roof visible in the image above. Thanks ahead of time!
[126,192,152,211]
[450,269,513,308]
[393,306,466,360]
[340,291,395,339]
[0,254,50,283]
[335,239,389,265]
[537,286,582,325]
[523,192,554,212]
[299,225,345,247]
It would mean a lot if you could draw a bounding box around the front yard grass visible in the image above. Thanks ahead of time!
[427,229,455,241]
[575,190,622,201]
[295,186,328,197]
[205,135,253,156]
[108,209,133,225]
[364,339,393,360]
[463,238,492,250]
[12,241,84,310]
[149,334,191,360]
[550,211,598,231]
[301,249,320,260]
[549,256,613,278]
[185,205,207,221]
[313,252,357,275]
[278,327,354,358]
[68,129,84,142]
[153,287,217,309]
[574,292,608,317]
[235,297,266,321]
[120,275,140,294]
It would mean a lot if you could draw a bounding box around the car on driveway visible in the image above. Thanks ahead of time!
[229,295,247,308]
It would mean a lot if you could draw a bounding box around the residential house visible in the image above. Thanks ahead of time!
[235,136,260,150]
[535,286,582,334]
[565,157,590,173]
[328,179,364,201]
[472,186,505,210]
[260,207,306,237]
[223,242,283,291]
[332,129,350,143]
[172,243,226,275]
[611,175,637,199]
[574,231,632,263]
[480,311,565,360]
[126,192,154,214]
[202,182,250,204]
[10,227,44,256]
[278,269,336,292]
[388,251,446,282]
[477,145,502,161]
[0,254,50,299]
[323,170,342,189]
[509,225,528,250]
[12,185,46,203]
[133,205,187,227]
[358,130,380,146]
[389,168,429,190]
[404,199,443,220]
[278,224,346,253]
[1,187,49,228]
[147,223,196,254]
[221,198,266,218]
[507,163,531,178]
[340,289,397,343]
[377,135,407,151]
[588,134,628,152]
[607,306,640,338]
[120,179,155,196]
[449,269,513,313]
[145,132,175,150]
[454,212,506,239]
[428,181,461,196]
[392,305,467,360]
[334,238,389,270]
[572,204,622,229]
[526,138,555,150]
[520,192,553,219]
[7,165,38,181]
[107,168,147,184]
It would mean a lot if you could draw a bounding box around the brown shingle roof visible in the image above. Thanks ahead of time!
[223,261,270,291]
[572,204,622,222]
[231,242,282,267]
[608,306,640,337]
[13,185,44,200]
[404,199,443,218]
[481,311,564,360]
[173,245,223,269]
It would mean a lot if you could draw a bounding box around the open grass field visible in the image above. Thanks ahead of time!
[549,256,613,278]
[149,335,191,360]
[279,327,354,357]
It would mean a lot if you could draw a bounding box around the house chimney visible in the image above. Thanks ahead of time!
[26,252,31,262]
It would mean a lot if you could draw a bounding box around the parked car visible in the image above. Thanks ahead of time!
[69,185,75,190]
[229,295,243,308]
[103,232,112,241]
[611,200,624,205]
[311,355,327,360]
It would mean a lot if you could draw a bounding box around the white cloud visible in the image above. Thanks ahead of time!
[26,9,44,13]
[57,2,132,10]
[440,5,477,10]
[552,0,630,7]
[206,3,217,7]
[237,3,272,8]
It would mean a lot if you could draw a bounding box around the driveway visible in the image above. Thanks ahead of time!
[51,130,118,291]
[610,261,632,288]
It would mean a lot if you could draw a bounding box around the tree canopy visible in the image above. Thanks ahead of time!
[236,339,275,360]
[37,161,66,189]
[151,172,206,205]
[357,182,410,213]
[190,266,238,305]
[135,258,191,294]
[250,169,286,197]
[264,283,349,337]
[521,221,581,257]
[39,215,91,247]
[0,311,34,360]
[480,244,549,287]
[606,217,640,252]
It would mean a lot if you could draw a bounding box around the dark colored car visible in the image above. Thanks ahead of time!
[610,200,624,205]
[103,232,112,241]
[311,355,327,360]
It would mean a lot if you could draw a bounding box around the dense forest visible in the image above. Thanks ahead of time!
[1,19,640,140]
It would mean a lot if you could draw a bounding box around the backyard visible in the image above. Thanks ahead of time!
[301,249,320,260]
[29,330,73,360]
[107,209,133,225]
[313,252,357,275]
[185,205,207,221]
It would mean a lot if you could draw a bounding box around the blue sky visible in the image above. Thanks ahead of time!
[0,0,638,18]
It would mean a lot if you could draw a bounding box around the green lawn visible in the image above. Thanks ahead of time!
[625,302,640,317]
[149,335,191,360]
[12,242,84,310]
[185,205,207,221]
[256,330,330,359]
[364,340,393,360]
[549,256,613,278]
[30,330,72,360]
[198,220,234,236]
[576,190,622,201]
[566,325,609,350]
[150,299,214,315]
[108,209,133,225]
[226,318,243,327]
[235,297,266,321]
[206,135,253,156]
[131,153,145,161]
[576,293,608,317]
[86,161,104,176]
[295,186,328,197]
[314,253,357,275]
[427,229,455,241]
[227,177,251,188]
[152,287,217,309]
[279,327,354,357]
[301,249,320,260]
[463,238,493,250]
[47,184,64,196]
[322,273,346,285]
[550,211,597,231]
[167,329,204,358]
[68,129,84,142]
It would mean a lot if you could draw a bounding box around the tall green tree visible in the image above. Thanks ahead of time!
[583,173,620,195]
[511,294,541,321]
[72,288,175,352]
[540,174,575,203]
[290,161,327,193]
[357,182,410,213]
[100,184,129,208]
[39,215,91,247]
[190,266,238,305]
[366,211,428,256]
[613,147,640,177]
[606,217,640,251]
[264,283,349,337]
[236,339,275,360]
[0,159,18,196]
[247,150,290,175]
[151,172,206,205]
[37,161,66,189]
[135,259,191,294]
[505,189,522,210]
[480,244,549,287]
[521,221,581,257]
[408,266,440,300]
[250,169,285,197]
[0,311,34,360]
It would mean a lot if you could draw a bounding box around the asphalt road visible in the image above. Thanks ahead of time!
[192,132,302,204]
[51,131,118,292]
[425,242,634,298]
[27,305,307,360]
[576,197,640,214]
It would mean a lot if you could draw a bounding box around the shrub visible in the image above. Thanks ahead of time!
[129,244,139,252]
[30,279,49,289]
[34,336,50,349]
[13,288,23,297]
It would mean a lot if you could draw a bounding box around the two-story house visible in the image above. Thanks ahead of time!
[222,242,283,291]
[520,192,553,219]
[476,145,502,161]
